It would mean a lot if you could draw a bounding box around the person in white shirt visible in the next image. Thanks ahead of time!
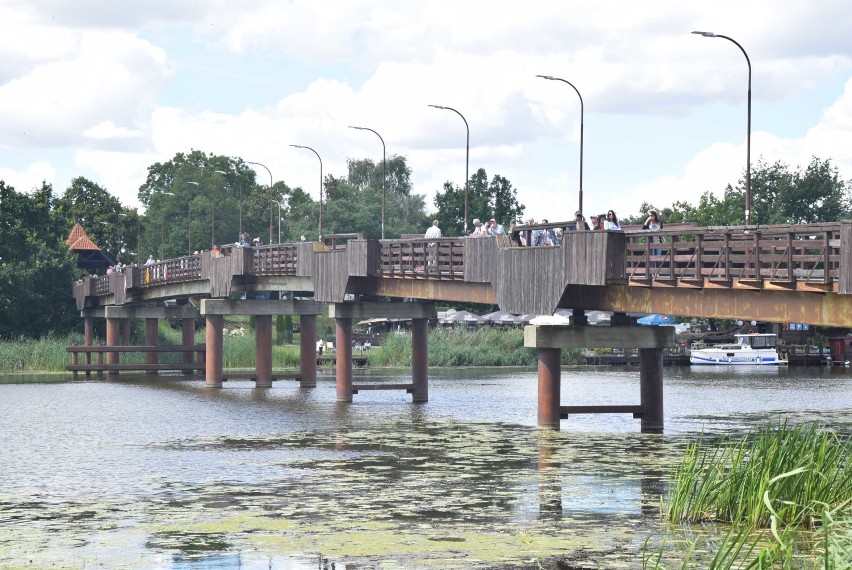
[424,220,442,239]
[603,210,621,230]
[470,219,487,236]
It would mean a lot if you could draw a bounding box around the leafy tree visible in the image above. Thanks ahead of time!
[54,177,131,263]
[432,168,526,236]
[0,181,79,338]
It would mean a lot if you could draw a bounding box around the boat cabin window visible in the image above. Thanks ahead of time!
[737,335,776,349]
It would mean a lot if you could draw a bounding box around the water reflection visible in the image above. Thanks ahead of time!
[0,366,849,568]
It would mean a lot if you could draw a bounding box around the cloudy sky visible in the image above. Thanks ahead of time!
[2,0,852,224]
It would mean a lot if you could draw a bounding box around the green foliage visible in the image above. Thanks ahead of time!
[0,333,82,371]
[666,422,851,528]
[0,181,81,338]
[626,158,852,227]
[322,156,428,239]
[367,327,581,367]
[433,168,526,236]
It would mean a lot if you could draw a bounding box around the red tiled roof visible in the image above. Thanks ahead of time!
[66,223,89,246]
[69,235,101,251]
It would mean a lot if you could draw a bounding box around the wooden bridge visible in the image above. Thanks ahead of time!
[71,221,852,431]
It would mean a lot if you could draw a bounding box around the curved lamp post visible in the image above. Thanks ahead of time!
[290,144,323,239]
[272,199,284,243]
[692,31,752,225]
[349,126,386,239]
[536,75,584,216]
[186,181,200,254]
[245,160,274,243]
[428,104,470,234]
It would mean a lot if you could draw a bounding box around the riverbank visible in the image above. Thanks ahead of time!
[0,327,582,373]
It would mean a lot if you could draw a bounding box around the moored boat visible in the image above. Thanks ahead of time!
[689,333,787,365]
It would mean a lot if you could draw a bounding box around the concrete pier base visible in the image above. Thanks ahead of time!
[299,314,317,387]
[335,317,353,402]
[255,315,273,388]
[411,318,428,403]
[205,315,224,388]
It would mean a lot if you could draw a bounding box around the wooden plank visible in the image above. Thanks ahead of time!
[67,363,204,371]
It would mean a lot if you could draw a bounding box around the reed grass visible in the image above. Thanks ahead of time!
[366,326,582,367]
[647,422,852,569]
[0,333,81,371]
[667,422,851,528]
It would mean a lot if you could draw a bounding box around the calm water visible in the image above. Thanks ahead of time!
[1,365,850,568]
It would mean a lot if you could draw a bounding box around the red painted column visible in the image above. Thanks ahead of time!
[537,348,561,429]
[145,318,159,375]
[335,317,353,402]
[639,348,664,433]
[182,317,195,374]
[255,314,273,388]
[83,318,93,377]
[299,314,317,388]
[411,318,428,403]
[205,315,223,387]
[105,318,120,376]
[83,318,93,345]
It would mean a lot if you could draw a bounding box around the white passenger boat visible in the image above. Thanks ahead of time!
[689,333,787,365]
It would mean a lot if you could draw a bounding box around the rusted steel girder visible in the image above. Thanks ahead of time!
[565,284,852,327]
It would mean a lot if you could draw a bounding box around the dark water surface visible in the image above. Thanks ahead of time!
[1,366,850,568]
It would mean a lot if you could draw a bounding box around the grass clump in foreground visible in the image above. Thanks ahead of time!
[0,333,82,372]
[644,422,851,568]
[367,326,582,367]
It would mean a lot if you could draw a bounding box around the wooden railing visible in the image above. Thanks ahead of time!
[624,224,842,286]
[139,255,203,286]
[379,237,465,280]
[253,243,299,275]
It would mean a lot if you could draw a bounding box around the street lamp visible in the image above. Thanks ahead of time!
[349,126,386,239]
[290,144,323,239]
[245,161,274,244]
[118,212,141,264]
[214,170,229,243]
[692,30,752,225]
[536,75,584,215]
[428,105,470,234]
[187,181,200,254]
[272,199,285,244]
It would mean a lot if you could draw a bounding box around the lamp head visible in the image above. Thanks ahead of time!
[348,125,364,131]
[187,181,200,186]
[428,104,449,110]
[290,144,305,149]
[214,170,228,175]
[536,74,556,80]
[692,31,716,37]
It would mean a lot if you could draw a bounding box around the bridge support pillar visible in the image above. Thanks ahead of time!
[411,318,428,403]
[525,324,675,431]
[255,314,273,388]
[105,317,120,375]
[83,318,94,378]
[299,314,317,387]
[639,348,664,433]
[205,315,224,387]
[182,318,196,375]
[537,348,561,429]
[145,318,159,375]
[335,317,353,402]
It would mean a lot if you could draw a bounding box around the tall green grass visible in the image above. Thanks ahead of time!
[367,326,582,367]
[667,422,851,528]
[645,422,852,569]
[0,333,82,371]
